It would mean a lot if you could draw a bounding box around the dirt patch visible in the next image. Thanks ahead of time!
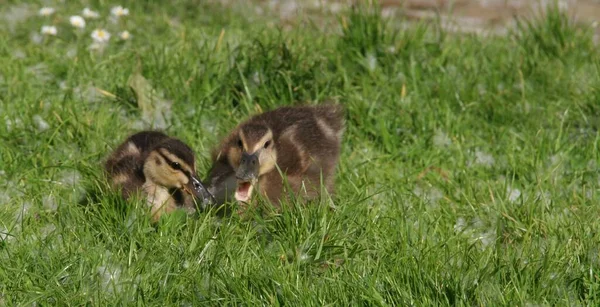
[396,0,600,36]
[217,0,600,37]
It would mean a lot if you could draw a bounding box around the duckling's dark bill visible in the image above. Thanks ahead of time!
[234,154,258,202]
[185,176,216,205]
[235,152,259,182]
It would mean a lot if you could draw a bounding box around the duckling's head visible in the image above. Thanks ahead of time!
[143,138,214,205]
[227,123,277,202]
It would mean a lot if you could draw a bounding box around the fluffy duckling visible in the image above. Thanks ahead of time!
[205,104,345,209]
[105,131,214,221]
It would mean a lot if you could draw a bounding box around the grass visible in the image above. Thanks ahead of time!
[1,0,600,305]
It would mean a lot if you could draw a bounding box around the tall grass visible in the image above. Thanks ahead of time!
[0,1,599,305]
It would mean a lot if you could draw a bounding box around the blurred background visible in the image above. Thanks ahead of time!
[217,0,600,38]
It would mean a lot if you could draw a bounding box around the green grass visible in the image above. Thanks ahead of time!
[1,0,600,305]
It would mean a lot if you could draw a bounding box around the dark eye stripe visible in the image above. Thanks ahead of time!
[158,152,181,169]
[157,152,192,177]
[157,152,174,165]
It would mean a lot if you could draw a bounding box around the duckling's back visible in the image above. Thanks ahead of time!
[257,104,344,171]
[267,104,345,202]
[251,105,343,136]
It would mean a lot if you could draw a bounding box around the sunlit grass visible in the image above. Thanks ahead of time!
[1,1,599,305]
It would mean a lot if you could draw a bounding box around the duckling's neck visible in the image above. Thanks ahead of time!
[142,181,176,218]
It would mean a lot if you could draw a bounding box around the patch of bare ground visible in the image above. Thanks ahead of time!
[214,0,600,38]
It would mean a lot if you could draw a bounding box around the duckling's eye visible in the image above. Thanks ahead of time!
[264,140,271,149]
[170,161,181,170]
[237,140,243,149]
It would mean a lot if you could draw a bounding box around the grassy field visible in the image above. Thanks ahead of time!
[1,0,600,305]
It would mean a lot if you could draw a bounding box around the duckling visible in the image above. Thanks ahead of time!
[205,104,345,210]
[104,131,214,221]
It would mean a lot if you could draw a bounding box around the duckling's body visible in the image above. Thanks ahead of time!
[105,131,213,221]
[205,104,345,209]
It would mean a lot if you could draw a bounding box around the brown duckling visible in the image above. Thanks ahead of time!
[205,104,345,210]
[105,131,214,221]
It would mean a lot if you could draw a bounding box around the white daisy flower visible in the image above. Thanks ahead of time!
[41,25,57,36]
[91,29,110,43]
[69,16,86,29]
[119,31,130,40]
[110,6,129,17]
[39,7,55,16]
[82,8,100,19]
